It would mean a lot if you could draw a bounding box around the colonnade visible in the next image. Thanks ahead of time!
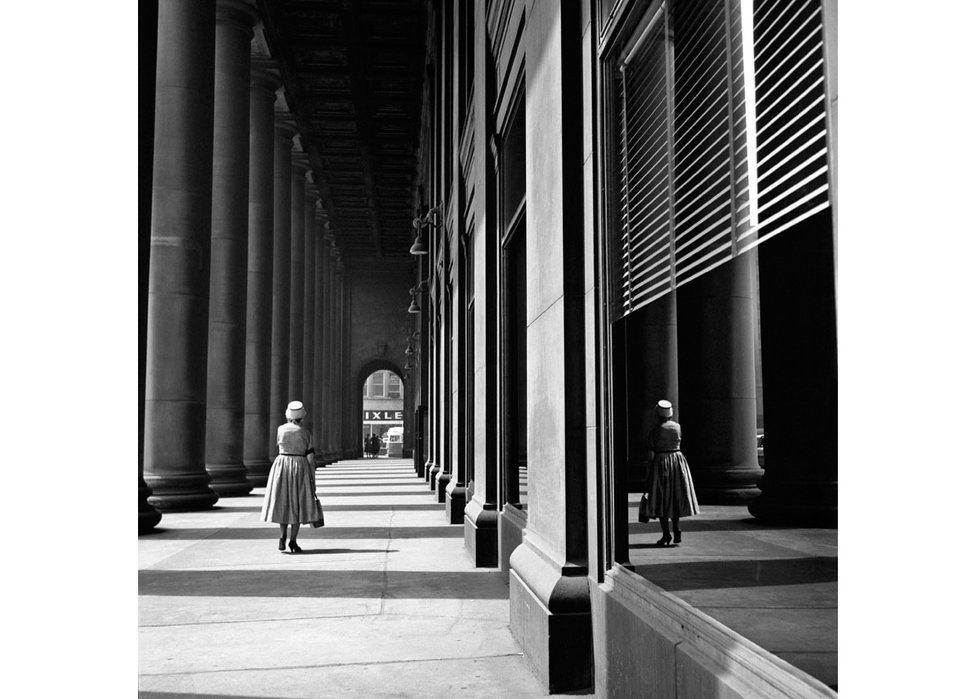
[140,0,346,525]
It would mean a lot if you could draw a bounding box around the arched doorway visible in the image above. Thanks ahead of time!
[359,365,405,458]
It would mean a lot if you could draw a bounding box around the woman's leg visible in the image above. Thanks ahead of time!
[655,517,671,546]
[289,522,301,543]
[672,517,681,544]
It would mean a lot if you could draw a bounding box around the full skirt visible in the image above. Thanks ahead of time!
[647,451,700,519]
[260,456,319,524]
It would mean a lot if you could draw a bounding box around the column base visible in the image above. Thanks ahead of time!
[435,470,451,503]
[445,484,466,523]
[748,476,838,527]
[419,457,433,479]
[693,466,764,505]
[205,462,254,497]
[509,538,594,694]
[145,473,218,512]
[498,503,527,578]
[244,459,271,487]
[428,462,440,490]
[464,500,498,567]
[138,482,162,534]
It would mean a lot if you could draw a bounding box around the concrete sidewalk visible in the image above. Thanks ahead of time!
[139,458,592,698]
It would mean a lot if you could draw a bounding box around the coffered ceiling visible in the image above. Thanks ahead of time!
[257,0,427,265]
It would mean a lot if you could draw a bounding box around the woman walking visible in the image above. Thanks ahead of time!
[646,399,699,547]
[261,400,320,553]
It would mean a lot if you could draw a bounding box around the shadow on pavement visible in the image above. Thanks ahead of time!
[139,569,509,599]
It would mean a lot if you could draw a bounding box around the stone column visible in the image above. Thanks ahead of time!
[323,250,344,459]
[311,227,325,461]
[268,113,295,457]
[242,67,279,486]
[676,252,763,504]
[333,256,348,457]
[748,213,837,526]
[288,152,308,401]
[139,0,162,532]
[204,0,257,498]
[327,251,340,461]
[302,194,319,419]
[507,0,592,691]
[144,0,218,512]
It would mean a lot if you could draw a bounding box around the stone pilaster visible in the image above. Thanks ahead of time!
[428,267,441,488]
[268,112,295,457]
[508,0,592,691]
[677,252,763,504]
[242,67,279,486]
[144,0,218,512]
[204,0,257,498]
[462,0,498,565]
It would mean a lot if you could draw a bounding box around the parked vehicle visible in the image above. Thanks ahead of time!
[384,427,404,458]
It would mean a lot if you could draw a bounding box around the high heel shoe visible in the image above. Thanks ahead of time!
[288,541,302,553]
[653,534,672,547]
[672,531,682,545]
[278,537,286,551]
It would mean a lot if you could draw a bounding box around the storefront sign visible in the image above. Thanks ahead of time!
[362,410,403,422]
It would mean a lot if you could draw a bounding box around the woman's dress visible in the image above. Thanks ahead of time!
[260,423,319,524]
[647,420,700,519]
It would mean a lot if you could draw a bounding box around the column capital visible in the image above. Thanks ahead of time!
[292,151,310,173]
[250,66,280,95]
[217,0,258,32]
[274,111,297,139]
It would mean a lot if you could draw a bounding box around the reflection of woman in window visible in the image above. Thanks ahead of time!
[646,400,700,547]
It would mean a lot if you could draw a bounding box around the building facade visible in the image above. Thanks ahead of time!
[407,0,837,694]
[140,0,837,695]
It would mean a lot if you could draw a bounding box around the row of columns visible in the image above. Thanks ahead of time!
[141,0,345,521]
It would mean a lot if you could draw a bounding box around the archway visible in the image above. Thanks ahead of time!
[357,360,406,459]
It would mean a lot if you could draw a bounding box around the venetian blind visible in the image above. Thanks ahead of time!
[753,0,830,242]
[611,0,830,321]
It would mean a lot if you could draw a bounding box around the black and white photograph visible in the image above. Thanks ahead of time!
[10,0,979,697]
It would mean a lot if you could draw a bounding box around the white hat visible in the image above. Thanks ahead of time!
[285,400,307,420]
[655,400,673,418]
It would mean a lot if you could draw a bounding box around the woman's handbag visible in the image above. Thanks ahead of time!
[310,497,324,528]
[309,464,324,528]
[638,494,651,523]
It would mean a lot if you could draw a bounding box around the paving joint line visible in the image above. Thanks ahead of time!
[140,652,527,677]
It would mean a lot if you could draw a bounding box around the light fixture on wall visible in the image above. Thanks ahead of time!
[407,280,429,314]
[409,206,441,256]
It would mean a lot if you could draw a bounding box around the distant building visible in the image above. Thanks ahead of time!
[362,370,404,452]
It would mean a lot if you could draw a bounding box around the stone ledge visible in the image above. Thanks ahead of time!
[594,566,837,698]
